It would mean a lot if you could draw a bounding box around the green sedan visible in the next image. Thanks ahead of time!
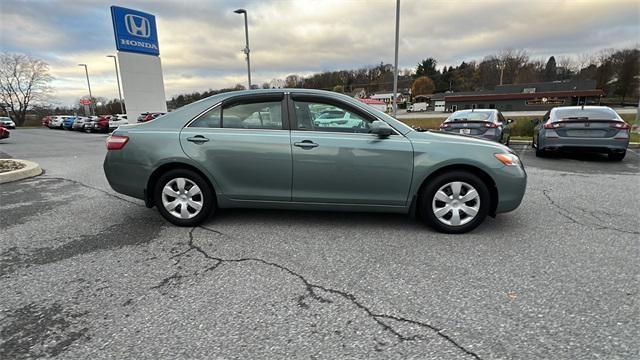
[104,89,526,233]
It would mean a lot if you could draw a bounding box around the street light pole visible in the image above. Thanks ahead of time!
[392,0,400,117]
[78,64,94,116]
[107,55,125,114]
[234,9,251,89]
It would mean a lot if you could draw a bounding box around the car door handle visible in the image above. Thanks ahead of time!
[187,135,209,144]
[294,140,319,149]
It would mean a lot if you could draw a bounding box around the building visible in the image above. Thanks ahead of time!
[431,80,604,112]
[357,98,387,112]
[370,92,407,111]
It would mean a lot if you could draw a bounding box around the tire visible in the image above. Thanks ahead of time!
[535,138,546,157]
[608,151,626,161]
[419,171,490,234]
[154,168,215,226]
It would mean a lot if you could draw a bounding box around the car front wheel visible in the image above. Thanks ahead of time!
[154,168,215,226]
[420,171,490,234]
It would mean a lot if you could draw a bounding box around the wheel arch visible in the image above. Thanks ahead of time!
[145,161,217,208]
[413,163,499,218]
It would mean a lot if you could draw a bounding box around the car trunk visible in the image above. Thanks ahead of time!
[442,121,492,136]
[552,118,623,138]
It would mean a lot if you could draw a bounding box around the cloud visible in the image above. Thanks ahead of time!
[0,0,638,105]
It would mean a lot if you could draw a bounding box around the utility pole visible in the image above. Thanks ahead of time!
[234,9,251,89]
[106,55,125,114]
[392,0,400,117]
[78,64,94,116]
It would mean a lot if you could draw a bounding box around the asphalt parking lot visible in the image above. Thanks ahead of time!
[1,128,638,359]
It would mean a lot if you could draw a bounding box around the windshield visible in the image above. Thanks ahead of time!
[553,108,620,121]
[445,111,493,122]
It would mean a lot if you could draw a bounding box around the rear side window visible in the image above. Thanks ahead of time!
[191,107,221,128]
[223,101,282,129]
[553,108,620,121]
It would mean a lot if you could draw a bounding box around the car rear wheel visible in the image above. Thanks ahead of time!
[608,151,626,161]
[535,138,546,157]
[420,171,490,234]
[154,169,215,227]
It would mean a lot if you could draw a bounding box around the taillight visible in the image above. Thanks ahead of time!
[544,122,564,129]
[484,122,498,128]
[106,135,129,150]
[610,122,630,130]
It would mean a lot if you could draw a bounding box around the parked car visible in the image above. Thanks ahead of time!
[0,116,16,129]
[83,116,99,132]
[42,116,52,127]
[314,110,367,129]
[0,125,9,140]
[72,116,89,131]
[439,109,512,145]
[137,112,166,122]
[104,89,527,234]
[92,115,111,133]
[109,114,128,130]
[49,115,72,129]
[62,116,77,130]
[532,106,630,161]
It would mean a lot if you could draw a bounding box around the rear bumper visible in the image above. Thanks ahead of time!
[540,136,629,152]
[103,153,149,201]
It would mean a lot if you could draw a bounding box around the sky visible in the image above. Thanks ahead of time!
[1,0,638,106]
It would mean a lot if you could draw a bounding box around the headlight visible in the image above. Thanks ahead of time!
[494,153,521,166]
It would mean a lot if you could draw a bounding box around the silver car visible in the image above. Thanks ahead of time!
[439,109,512,145]
[532,106,630,161]
[0,116,16,129]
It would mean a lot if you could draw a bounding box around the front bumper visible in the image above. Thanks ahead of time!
[493,163,527,213]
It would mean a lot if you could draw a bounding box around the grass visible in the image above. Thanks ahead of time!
[399,112,639,141]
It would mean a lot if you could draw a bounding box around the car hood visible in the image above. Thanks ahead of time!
[407,130,512,153]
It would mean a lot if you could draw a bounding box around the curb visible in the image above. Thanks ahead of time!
[0,159,43,184]
[509,140,640,149]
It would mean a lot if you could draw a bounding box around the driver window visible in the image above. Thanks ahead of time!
[293,100,372,133]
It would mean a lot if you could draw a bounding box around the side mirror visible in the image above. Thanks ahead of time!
[370,121,394,138]
[531,118,540,125]
[507,118,513,124]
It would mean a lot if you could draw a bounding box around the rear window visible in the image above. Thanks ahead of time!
[445,111,493,122]
[553,108,620,121]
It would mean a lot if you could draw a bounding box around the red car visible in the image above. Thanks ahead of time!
[92,115,111,133]
[0,125,9,140]
[137,112,166,122]
[42,116,51,127]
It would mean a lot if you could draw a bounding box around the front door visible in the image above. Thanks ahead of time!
[180,93,292,201]
[289,94,413,206]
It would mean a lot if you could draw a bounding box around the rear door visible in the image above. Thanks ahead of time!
[180,93,292,201]
[289,94,413,206]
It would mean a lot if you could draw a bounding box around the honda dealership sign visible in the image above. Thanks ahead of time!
[111,6,159,56]
[110,5,167,120]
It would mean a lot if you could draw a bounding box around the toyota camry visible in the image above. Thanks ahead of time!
[103,89,527,234]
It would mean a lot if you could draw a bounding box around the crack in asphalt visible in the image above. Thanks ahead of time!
[162,226,481,359]
[35,176,144,206]
[542,190,639,235]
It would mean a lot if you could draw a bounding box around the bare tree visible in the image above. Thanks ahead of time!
[0,53,53,126]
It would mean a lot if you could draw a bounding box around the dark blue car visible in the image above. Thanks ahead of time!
[62,116,77,130]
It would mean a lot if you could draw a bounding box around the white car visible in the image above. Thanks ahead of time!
[314,111,366,129]
[49,115,73,129]
[109,114,128,130]
[0,116,16,129]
